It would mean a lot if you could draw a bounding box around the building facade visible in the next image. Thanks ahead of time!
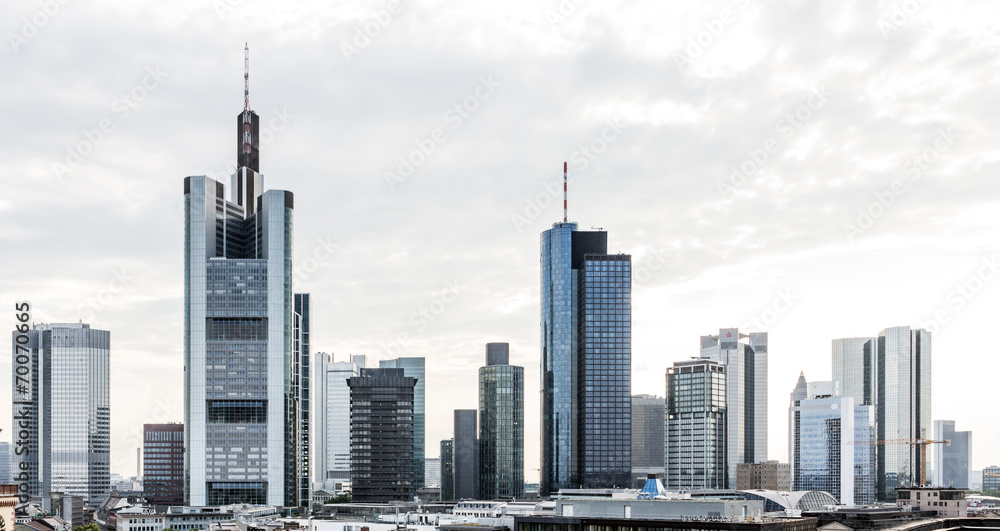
[183,83,307,506]
[0,442,10,483]
[831,337,875,407]
[540,221,632,495]
[380,357,425,488]
[347,368,416,502]
[478,343,524,499]
[454,409,479,500]
[424,458,441,487]
[932,420,970,489]
[983,466,1000,492]
[143,423,184,506]
[12,323,110,504]
[896,487,967,517]
[313,354,366,489]
[441,440,455,501]
[665,359,727,490]
[293,293,311,506]
[788,378,875,507]
[631,394,665,485]
[737,461,791,491]
[699,329,767,488]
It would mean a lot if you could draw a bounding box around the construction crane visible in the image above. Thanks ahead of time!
[849,438,950,486]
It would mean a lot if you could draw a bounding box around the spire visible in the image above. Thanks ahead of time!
[563,161,568,223]
[244,43,250,112]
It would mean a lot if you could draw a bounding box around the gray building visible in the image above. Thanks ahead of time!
[12,323,110,505]
[933,420,970,489]
[700,329,768,487]
[313,353,366,489]
[631,394,665,485]
[788,377,875,506]
[183,86,306,505]
[540,219,632,495]
[454,409,479,499]
[0,442,10,483]
[425,457,441,487]
[665,359,727,490]
[347,368,416,502]
[294,294,311,506]
[478,343,524,499]
[984,466,1000,492]
[441,439,455,500]
[380,357,425,488]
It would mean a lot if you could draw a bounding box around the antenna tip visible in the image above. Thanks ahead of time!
[563,161,567,172]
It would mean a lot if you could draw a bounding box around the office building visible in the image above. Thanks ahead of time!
[425,458,441,487]
[293,293,311,506]
[831,337,875,406]
[896,487,967,517]
[183,64,306,505]
[933,420,970,488]
[313,353,366,489]
[347,368,416,502]
[441,440,455,501]
[12,322,110,505]
[380,357,425,487]
[631,394,665,485]
[737,461,791,491]
[983,466,1000,492]
[478,343,524,499]
[454,409,479,499]
[540,216,632,495]
[665,359,727,490]
[700,328,767,487]
[0,442,10,483]
[143,423,184,506]
[789,377,875,507]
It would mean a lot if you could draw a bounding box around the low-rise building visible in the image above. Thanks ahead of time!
[895,487,966,518]
[737,462,791,492]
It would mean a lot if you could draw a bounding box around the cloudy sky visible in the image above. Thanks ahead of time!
[2,0,999,482]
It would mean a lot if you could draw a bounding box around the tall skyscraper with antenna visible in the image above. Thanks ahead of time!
[184,46,307,507]
[540,163,632,495]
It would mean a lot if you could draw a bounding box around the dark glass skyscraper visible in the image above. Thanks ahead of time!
[293,294,310,506]
[479,343,524,499]
[541,220,632,495]
[184,79,306,506]
[933,420,970,488]
[143,423,184,506]
[347,368,416,502]
[631,394,665,485]
[454,409,479,499]
[380,357,425,487]
[440,439,455,501]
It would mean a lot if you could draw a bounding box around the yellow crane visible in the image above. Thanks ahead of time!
[849,439,950,486]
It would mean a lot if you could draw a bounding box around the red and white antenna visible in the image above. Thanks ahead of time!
[563,161,568,223]
[244,43,250,111]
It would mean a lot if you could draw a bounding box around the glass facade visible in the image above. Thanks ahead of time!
[631,395,665,476]
[700,329,767,487]
[832,337,875,407]
[454,409,479,499]
[665,359,727,490]
[441,439,455,501]
[540,222,632,494]
[313,354,365,489]
[380,357,425,487]
[479,343,524,499]
[12,323,110,505]
[933,420,971,489]
[144,423,184,506]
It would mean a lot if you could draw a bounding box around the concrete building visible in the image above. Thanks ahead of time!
[984,466,1000,492]
[143,423,184,506]
[737,462,790,492]
[540,215,632,495]
[380,357,426,488]
[454,410,479,500]
[932,420,971,488]
[665,359,727,490]
[12,322,110,505]
[347,368,416,502]
[896,487,967,517]
[630,395,665,486]
[700,329,768,487]
[478,343,524,499]
[313,353,366,489]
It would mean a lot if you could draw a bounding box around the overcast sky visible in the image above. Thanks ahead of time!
[2,0,999,482]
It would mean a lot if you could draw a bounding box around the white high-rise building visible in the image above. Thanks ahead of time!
[312,354,366,489]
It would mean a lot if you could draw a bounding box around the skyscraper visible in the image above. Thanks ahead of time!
[143,423,184,506]
[788,377,875,506]
[454,409,479,500]
[183,57,306,505]
[441,439,455,501]
[664,359,727,490]
[699,328,767,487]
[313,354,366,489]
[380,357,425,487]
[347,368,416,502]
[933,420,971,488]
[631,394,665,486]
[12,323,110,505]
[294,294,311,506]
[540,216,632,495]
[832,337,875,406]
[479,343,524,499]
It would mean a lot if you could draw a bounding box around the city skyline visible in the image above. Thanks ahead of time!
[3,1,1000,482]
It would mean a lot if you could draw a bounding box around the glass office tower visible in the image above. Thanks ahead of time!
[699,329,767,487]
[933,420,971,488]
[631,394,665,486]
[380,357,425,487]
[12,323,110,505]
[143,423,185,506]
[454,409,479,499]
[665,359,727,490]
[184,95,306,506]
[540,221,632,495]
[313,354,366,489]
[832,337,876,407]
[479,343,524,499]
[440,439,455,501]
[348,368,416,502]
